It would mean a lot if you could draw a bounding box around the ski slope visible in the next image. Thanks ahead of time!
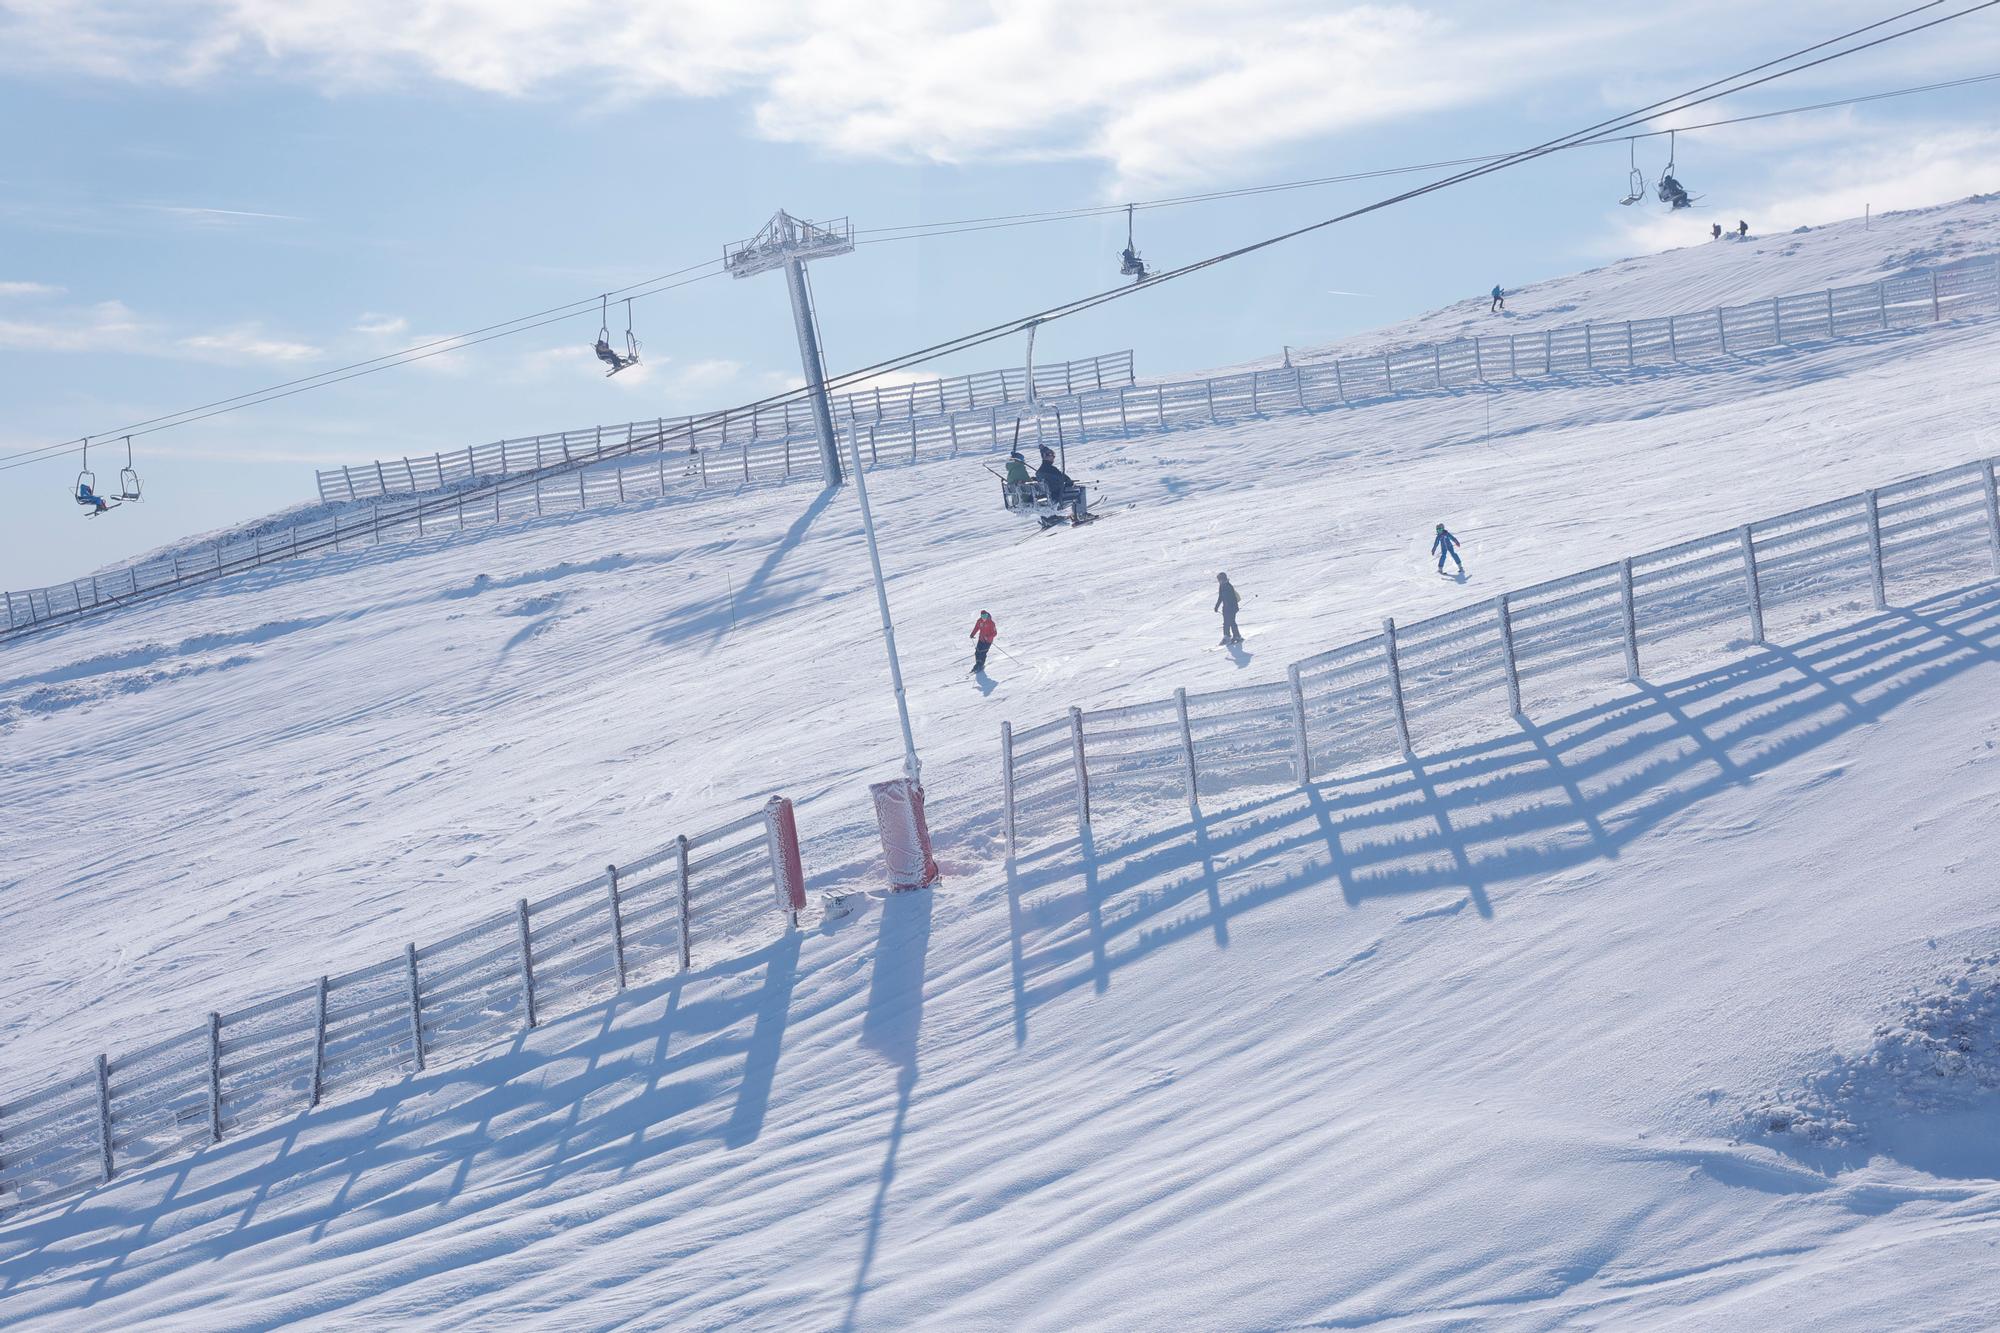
[4,196,2000,1329]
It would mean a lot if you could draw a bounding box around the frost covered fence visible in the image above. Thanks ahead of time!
[1285,252,2000,400]
[999,455,2000,854]
[8,256,1995,645]
[0,795,810,1221]
[313,350,1137,502]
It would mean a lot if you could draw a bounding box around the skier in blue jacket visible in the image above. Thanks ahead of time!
[1489,285,1505,312]
[1432,523,1464,575]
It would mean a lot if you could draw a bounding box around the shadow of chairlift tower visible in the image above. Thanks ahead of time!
[74,436,143,518]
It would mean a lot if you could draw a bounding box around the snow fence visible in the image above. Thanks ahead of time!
[313,349,1137,503]
[6,256,1996,646]
[0,795,810,1220]
[1000,455,2000,854]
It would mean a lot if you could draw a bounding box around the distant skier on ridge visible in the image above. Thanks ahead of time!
[970,611,998,674]
[1214,573,1243,646]
[1490,284,1505,313]
[1433,523,1465,576]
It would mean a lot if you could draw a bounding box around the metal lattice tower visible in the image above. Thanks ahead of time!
[726,211,855,486]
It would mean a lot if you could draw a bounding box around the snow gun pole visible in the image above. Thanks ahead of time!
[841,424,924,785]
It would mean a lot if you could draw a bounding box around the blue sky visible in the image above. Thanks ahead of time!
[3,0,1998,589]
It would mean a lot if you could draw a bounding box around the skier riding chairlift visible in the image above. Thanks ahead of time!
[1119,204,1149,282]
[73,438,112,514]
[593,295,640,376]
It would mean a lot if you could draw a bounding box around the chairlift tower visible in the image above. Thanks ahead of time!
[725,210,854,486]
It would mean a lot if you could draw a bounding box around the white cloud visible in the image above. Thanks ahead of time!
[0,0,1816,191]
[0,280,64,297]
[178,327,324,363]
[352,312,409,338]
[131,203,302,224]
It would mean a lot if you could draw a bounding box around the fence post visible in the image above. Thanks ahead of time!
[605,864,629,989]
[1117,387,1130,434]
[1068,706,1092,843]
[1508,335,1518,378]
[1495,595,1521,715]
[515,899,538,1031]
[205,1011,225,1143]
[676,835,693,970]
[1250,370,1259,414]
[1584,324,1594,370]
[1771,296,1782,343]
[1205,379,1216,422]
[1620,559,1641,680]
[1931,270,1942,320]
[742,445,751,481]
[309,976,329,1108]
[1718,307,1728,354]
[1174,687,1199,812]
[1000,723,1017,859]
[1864,490,1888,609]
[533,475,543,516]
[1294,366,1308,410]
[1543,329,1552,374]
[404,943,425,1072]
[1431,343,1442,386]
[1825,289,1836,337]
[1667,316,1678,361]
[1287,665,1312,784]
[1739,526,1766,645]
[1332,359,1347,403]
[94,1055,114,1183]
[1624,321,1634,364]
[1982,460,2000,574]
[1156,385,1166,428]
[1877,281,1889,329]
[1382,618,1413,754]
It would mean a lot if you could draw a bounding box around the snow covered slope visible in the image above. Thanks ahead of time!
[4,198,2000,1329]
[1231,192,2000,370]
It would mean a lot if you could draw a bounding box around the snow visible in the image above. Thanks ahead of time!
[4,195,2000,1329]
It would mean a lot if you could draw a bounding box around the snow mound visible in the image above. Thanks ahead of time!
[1747,953,2000,1148]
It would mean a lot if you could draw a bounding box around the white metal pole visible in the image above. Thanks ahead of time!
[841,420,925,785]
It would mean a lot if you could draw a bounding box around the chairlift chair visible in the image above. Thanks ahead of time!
[1119,204,1149,282]
[1618,141,1645,206]
[621,297,642,368]
[73,437,114,515]
[1655,130,1693,210]
[593,294,635,376]
[116,434,143,502]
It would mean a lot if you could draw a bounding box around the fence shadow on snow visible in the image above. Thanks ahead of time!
[0,931,802,1308]
[1001,582,2000,1041]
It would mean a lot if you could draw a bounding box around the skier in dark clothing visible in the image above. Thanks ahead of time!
[1432,523,1465,575]
[1736,219,1749,238]
[1214,573,1243,645]
[970,611,998,673]
[1711,223,1722,241]
[1035,454,1088,524]
[1490,285,1505,312]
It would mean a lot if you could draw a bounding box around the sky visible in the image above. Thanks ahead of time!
[2,0,1999,590]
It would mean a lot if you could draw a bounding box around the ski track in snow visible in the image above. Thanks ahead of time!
[4,197,2000,1330]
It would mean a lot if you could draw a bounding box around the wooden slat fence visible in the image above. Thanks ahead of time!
[0,795,810,1220]
[998,455,2000,853]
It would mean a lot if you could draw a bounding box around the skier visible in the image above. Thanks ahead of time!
[1736,219,1749,239]
[1658,174,1690,210]
[75,481,107,514]
[1432,523,1465,576]
[1003,450,1032,508]
[1711,223,1722,241]
[969,611,998,674]
[1214,573,1243,645]
[1035,449,1088,525]
[594,336,631,374]
[1490,284,1505,313]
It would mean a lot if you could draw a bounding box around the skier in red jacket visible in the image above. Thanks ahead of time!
[970,611,998,674]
